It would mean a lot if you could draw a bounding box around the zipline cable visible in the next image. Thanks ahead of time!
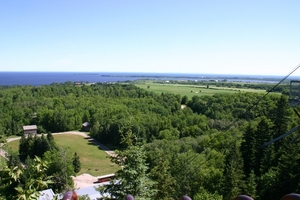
[243,63,300,116]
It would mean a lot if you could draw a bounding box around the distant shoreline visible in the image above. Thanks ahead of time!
[100,74,284,80]
[0,72,297,86]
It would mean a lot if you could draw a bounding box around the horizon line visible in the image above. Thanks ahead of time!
[1,71,299,77]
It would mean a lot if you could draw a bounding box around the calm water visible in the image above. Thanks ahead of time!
[0,72,293,86]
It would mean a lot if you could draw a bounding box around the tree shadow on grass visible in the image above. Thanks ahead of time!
[83,136,117,151]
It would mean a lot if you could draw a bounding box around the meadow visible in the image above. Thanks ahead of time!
[6,133,119,176]
[135,83,268,99]
[0,157,6,168]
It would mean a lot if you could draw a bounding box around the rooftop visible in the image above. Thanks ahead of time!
[22,125,37,130]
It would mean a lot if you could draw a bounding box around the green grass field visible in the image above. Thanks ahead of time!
[135,83,268,99]
[6,134,119,176]
[6,142,19,152]
[0,157,6,168]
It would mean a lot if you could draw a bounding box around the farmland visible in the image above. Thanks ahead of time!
[135,83,268,99]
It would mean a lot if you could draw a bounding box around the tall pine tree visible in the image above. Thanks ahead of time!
[271,95,292,164]
[72,152,81,173]
[221,141,245,200]
[241,122,257,177]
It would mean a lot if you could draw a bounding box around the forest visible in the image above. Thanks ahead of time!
[0,82,300,199]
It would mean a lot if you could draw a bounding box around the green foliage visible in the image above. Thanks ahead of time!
[181,95,188,104]
[145,138,225,199]
[194,187,223,200]
[2,82,300,199]
[103,145,157,200]
[18,133,57,161]
[46,132,55,147]
[244,171,257,199]
[6,150,22,168]
[150,158,176,199]
[78,194,91,200]
[241,122,257,177]
[239,95,300,199]
[43,148,75,193]
[0,156,53,200]
[72,152,81,173]
[221,141,245,200]
[0,133,6,144]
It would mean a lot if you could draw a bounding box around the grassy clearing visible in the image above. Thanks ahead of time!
[135,83,268,99]
[7,134,119,176]
[0,157,7,168]
[6,141,19,152]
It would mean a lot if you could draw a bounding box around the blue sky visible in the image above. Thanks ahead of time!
[1,1,300,75]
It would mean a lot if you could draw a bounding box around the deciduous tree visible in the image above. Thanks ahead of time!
[0,156,53,200]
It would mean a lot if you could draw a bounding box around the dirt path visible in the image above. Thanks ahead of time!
[0,149,8,160]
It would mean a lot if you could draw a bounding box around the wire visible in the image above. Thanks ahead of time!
[210,63,300,147]
[244,63,300,117]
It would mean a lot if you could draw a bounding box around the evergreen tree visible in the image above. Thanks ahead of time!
[273,142,300,198]
[170,151,202,198]
[271,95,293,165]
[41,133,51,154]
[18,133,56,161]
[244,170,257,199]
[181,95,188,105]
[105,145,157,199]
[221,141,245,200]
[33,134,43,157]
[150,158,176,200]
[72,152,81,173]
[6,150,21,168]
[258,167,279,200]
[254,117,273,177]
[43,148,75,193]
[19,134,35,160]
[252,117,274,197]
[18,134,27,160]
[26,134,35,158]
[47,132,56,147]
[241,122,257,177]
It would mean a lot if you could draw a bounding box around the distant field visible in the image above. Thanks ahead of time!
[6,134,119,176]
[135,83,268,99]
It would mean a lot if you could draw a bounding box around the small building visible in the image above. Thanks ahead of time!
[97,174,115,183]
[22,125,37,136]
[82,122,91,132]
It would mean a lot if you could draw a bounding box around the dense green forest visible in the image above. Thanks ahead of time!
[0,82,300,199]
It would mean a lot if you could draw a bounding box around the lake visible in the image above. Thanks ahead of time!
[0,72,294,86]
